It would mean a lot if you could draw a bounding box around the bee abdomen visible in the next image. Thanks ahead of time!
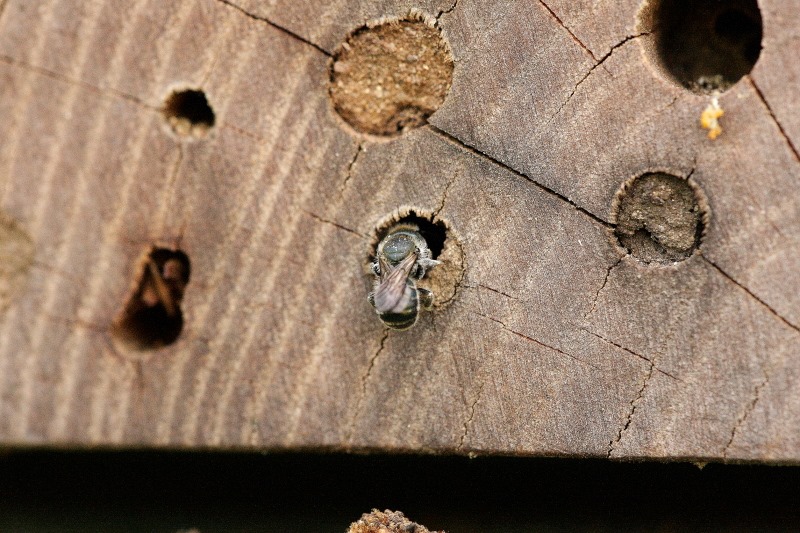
[378,284,419,330]
[379,310,418,330]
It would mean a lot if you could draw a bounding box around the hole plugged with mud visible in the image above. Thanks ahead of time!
[329,13,454,137]
[163,88,215,137]
[369,208,462,312]
[640,0,762,93]
[612,173,708,265]
[111,247,190,351]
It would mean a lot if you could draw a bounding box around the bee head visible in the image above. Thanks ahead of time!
[378,230,420,265]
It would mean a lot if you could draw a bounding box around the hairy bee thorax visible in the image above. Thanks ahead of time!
[369,224,440,330]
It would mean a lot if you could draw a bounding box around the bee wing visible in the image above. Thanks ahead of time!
[378,255,392,282]
[373,252,417,313]
[146,260,178,316]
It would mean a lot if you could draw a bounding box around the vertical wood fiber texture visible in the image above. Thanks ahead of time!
[0,0,798,462]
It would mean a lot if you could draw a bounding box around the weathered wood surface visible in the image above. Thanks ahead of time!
[0,0,798,462]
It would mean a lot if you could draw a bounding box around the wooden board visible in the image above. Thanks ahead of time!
[0,0,798,462]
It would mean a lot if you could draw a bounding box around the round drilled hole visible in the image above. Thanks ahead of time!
[611,172,709,265]
[111,247,191,351]
[162,88,215,138]
[639,0,762,93]
[329,12,454,137]
[368,207,463,311]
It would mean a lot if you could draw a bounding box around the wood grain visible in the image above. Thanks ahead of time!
[0,0,798,462]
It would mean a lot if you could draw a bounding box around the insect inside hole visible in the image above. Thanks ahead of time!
[111,248,191,350]
[368,224,440,330]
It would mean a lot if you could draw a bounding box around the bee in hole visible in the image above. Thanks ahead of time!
[112,248,191,350]
[368,224,440,330]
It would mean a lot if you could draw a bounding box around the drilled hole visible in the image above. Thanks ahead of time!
[612,173,709,265]
[329,12,454,137]
[368,207,463,312]
[639,0,762,93]
[111,247,191,351]
[162,89,215,138]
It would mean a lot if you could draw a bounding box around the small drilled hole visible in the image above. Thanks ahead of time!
[640,0,762,93]
[329,12,454,137]
[162,89,215,137]
[111,247,191,351]
[612,173,709,265]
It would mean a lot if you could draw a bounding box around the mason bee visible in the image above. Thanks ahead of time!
[111,248,191,350]
[368,224,440,330]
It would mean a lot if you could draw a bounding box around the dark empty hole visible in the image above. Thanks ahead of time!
[111,248,191,351]
[715,9,759,42]
[163,89,215,136]
[374,211,447,260]
[649,0,762,93]
[714,8,763,64]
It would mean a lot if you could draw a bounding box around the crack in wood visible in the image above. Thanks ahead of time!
[214,0,331,56]
[584,257,623,319]
[339,142,363,194]
[659,94,682,113]
[550,32,651,123]
[0,53,153,110]
[477,284,519,301]
[747,76,800,167]
[435,0,459,26]
[433,169,458,218]
[427,124,613,228]
[608,359,654,458]
[584,329,681,382]
[457,380,484,450]
[300,209,365,237]
[536,0,597,61]
[723,375,769,459]
[346,329,390,443]
[474,312,601,370]
[435,239,466,308]
[40,313,127,365]
[220,123,268,143]
[702,255,800,334]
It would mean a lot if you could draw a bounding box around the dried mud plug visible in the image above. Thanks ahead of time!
[329,12,454,137]
[368,224,440,330]
[612,172,709,265]
[348,509,443,533]
[111,247,191,351]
